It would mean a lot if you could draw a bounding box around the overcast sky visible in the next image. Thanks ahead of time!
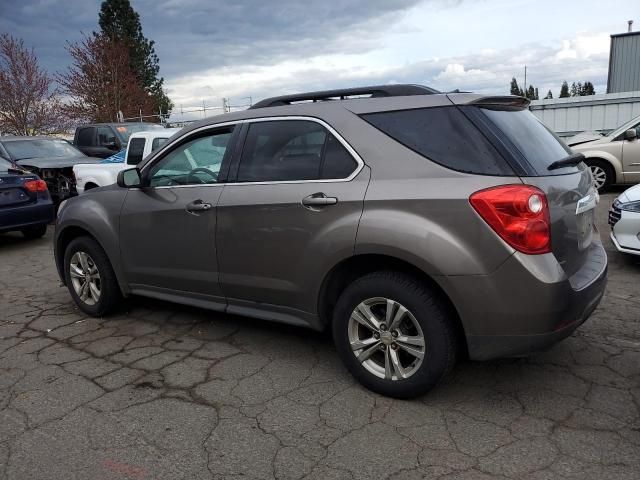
[0,0,636,113]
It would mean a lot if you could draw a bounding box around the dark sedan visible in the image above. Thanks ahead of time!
[0,137,99,202]
[0,157,54,239]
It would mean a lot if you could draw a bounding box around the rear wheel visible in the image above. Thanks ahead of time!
[332,271,457,398]
[63,236,121,316]
[21,224,47,239]
[585,159,614,192]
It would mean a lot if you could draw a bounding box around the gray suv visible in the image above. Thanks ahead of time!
[54,85,607,398]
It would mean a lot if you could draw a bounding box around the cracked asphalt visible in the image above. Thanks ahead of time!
[1,191,639,480]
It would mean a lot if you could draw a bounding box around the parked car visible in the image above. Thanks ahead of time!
[609,183,640,255]
[569,114,640,191]
[0,156,54,238]
[0,137,99,202]
[54,85,607,398]
[73,122,166,158]
[74,128,182,194]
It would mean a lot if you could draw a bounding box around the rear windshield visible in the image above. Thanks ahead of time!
[361,107,515,176]
[479,108,575,175]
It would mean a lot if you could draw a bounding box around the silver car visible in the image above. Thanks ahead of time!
[54,85,607,398]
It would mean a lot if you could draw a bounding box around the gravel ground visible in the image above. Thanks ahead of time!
[0,190,638,480]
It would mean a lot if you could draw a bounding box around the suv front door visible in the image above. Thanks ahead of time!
[216,118,370,325]
[119,126,237,309]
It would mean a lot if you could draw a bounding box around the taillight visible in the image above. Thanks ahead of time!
[24,179,48,192]
[470,185,551,255]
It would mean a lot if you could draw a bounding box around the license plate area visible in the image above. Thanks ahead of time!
[0,188,30,206]
[576,209,594,250]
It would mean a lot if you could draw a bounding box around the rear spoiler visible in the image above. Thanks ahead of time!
[467,96,531,109]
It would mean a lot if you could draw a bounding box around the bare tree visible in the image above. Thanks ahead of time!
[58,33,155,123]
[0,34,69,135]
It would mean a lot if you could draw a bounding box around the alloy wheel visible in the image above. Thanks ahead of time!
[348,297,426,381]
[589,165,607,190]
[69,251,101,306]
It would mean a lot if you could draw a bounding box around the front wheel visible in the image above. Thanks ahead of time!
[63,236,121,316]
[332,271,457,398]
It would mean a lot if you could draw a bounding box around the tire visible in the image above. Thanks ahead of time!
[585,159,614,192]
[21,224,47,239]
[63,236,121,317]
[332,271,457,398]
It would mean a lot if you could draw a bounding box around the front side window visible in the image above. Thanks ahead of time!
[148,129,232,187]
[237,120,357,182]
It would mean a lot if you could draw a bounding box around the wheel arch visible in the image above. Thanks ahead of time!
[317,253,468,358]
[55,224,127,295]
[581,152,622,183]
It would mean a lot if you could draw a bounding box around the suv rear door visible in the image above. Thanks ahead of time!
[216,118,369,323]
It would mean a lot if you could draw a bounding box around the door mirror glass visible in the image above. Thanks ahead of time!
[624,128,637,141]
[117,167,143,188]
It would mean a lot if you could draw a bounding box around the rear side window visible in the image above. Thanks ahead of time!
[361,107,514,176]
[127,138,146,165]
[237,120,357,182]
[479,108,574,175]
[76,127,94,147]
[152,137,169,151]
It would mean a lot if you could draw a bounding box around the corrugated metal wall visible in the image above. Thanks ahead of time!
[531,91,640,137]
[607,32,640,94]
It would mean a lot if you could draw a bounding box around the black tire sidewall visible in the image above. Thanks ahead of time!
[63,236,119,316]
[332,271,455,398]
[21,224,47,239]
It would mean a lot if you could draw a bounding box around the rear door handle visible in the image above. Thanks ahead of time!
[302,193,338,209]
[186,199,212,213]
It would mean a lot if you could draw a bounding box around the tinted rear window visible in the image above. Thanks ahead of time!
[479,108,574,175]
[361,107,514,176]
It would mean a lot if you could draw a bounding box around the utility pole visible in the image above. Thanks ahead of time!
[524,65,527,97]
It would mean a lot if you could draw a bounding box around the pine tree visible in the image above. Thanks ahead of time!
[559,81,570,98]
[98,0,172,117]
[544,90,553,99]
[526,85,536,100]
[582,81,595,95]
[510,77,521,96]
[534,88,539,100]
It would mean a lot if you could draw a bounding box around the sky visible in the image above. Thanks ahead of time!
[0,0,636,117]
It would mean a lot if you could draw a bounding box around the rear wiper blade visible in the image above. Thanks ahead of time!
[547,153,585,171]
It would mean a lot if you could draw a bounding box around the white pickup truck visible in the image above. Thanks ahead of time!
[74,128,181,193]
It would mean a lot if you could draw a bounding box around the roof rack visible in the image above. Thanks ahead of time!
[249,84,440,109]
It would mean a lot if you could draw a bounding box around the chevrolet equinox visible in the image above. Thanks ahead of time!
[54,85,608,398]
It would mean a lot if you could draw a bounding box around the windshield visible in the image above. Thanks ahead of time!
[480,108,575,175]
[3,139,84,161]
[606,114,640,138]
[0,157,19,173]
[115,124,165,143]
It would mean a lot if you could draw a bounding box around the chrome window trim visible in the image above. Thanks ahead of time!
[140,116,364,189]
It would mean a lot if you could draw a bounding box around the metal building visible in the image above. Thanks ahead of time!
[531,91,640,138]
[607,31,640,93]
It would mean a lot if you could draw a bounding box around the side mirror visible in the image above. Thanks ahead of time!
[624,129,637,141]
[117,167,143,188]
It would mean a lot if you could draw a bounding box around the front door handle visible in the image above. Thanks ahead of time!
[302,193,338,209]
[186,199,212,213]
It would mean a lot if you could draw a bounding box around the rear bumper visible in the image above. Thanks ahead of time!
[440,242,608,361]
[0,201,54,233]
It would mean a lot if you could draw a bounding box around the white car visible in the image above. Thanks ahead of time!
[74,128,181,193]
[609,183,640,255]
